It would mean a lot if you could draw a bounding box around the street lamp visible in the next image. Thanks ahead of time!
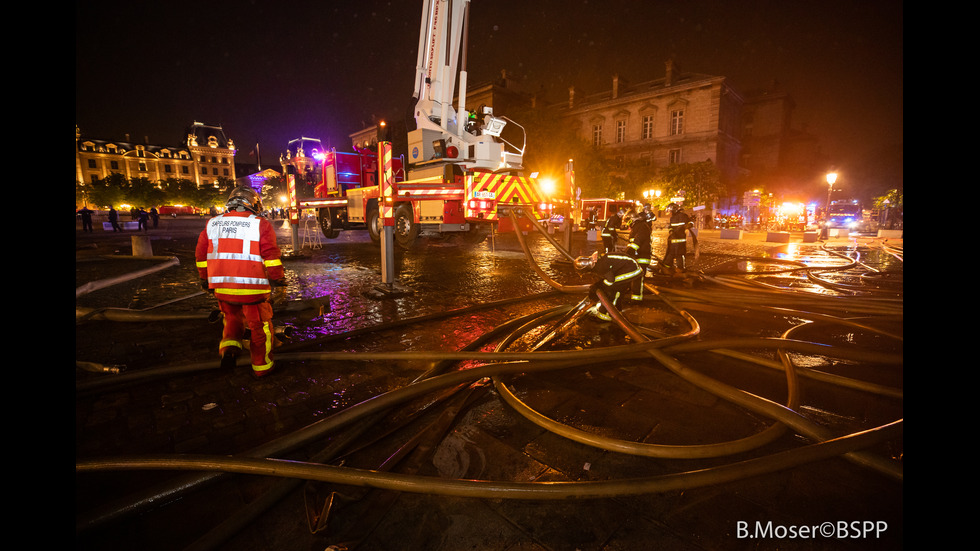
[825,172,838,209]
[822,172,838,238]
[642,189,661,202]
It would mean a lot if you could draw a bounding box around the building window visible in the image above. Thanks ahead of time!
[668,149,682,164]
[616,120,627,143]
[223,168,230,176]
[138,162,147,172]
[201,167,208,175]
[642,115,654,139]
[670,110,684,135]
[88,159,97,169]
[165,165,173,173]
[212,168,219,176]
[591,124,603,147]
[182,166,189,174]
[111,161,119,170]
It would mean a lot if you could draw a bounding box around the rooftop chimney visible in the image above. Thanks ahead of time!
[613,74,630,98]
[665,59,680,87]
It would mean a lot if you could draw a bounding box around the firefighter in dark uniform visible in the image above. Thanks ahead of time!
[643,203,657,226]
[574,251,643,321]
[600,208,624,254]
[586,207,599,231]
[625,212,653,301]
[661,203,697,274]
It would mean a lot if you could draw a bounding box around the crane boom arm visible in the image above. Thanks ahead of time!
[408,0,525,171]
[413,0,469,133]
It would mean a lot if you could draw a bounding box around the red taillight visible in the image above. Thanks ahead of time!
[468,199,492,211]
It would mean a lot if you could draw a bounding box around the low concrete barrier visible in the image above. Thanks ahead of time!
[803,231,819,243]
[766,231,791,243]
[719,228,742,240]
[877,229,903,239]
[102,221,141,231]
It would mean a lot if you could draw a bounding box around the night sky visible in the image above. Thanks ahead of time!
[76,0,902,193]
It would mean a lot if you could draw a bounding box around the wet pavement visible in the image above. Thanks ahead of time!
[76,216,903,551]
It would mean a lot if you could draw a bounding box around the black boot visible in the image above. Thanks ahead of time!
[220,350,240,369]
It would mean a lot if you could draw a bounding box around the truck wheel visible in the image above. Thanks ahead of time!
[317,208,339,239]
[366,207,382,245]
[394,204,420,249]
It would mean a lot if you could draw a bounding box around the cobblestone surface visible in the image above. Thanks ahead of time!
[76,218,902,551]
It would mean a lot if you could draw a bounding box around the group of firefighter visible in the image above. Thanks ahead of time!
[196,186,701,376]
[577,202,697,321]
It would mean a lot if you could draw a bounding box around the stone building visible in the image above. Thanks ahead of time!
[551,60,820,202]
[75,121,237,187]
[738,80,823,192]
[554,60,743,189]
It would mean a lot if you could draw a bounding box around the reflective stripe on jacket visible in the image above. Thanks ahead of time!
[601,214,621,237]
[627,219,652,265]
[668,211,691,241]
[597,253,642,287]
[196,212,283,301]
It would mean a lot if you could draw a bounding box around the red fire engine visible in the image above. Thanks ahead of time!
[579,198,635,228]
[294,0,551,248]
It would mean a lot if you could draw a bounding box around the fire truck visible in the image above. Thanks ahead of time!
[296,0,551,248]
[579,198,636,229]
[824,199,866,230]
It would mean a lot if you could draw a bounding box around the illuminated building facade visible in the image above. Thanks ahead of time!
[279,137,326,183]
[555,60,743,187]
[75,121,237,187]
[553,60,817,195]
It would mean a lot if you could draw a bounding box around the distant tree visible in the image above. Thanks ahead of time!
[199,177,237,210]
[128,176,165,208]
[160,177,200,206]
[260,174,289,209]
[84,173,129,209]
[657,160,725,209]
[517,105,613,198]
[872,188,903,229]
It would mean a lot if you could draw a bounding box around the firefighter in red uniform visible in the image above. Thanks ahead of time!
[196,186,284,377]
[574,251,643,321]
